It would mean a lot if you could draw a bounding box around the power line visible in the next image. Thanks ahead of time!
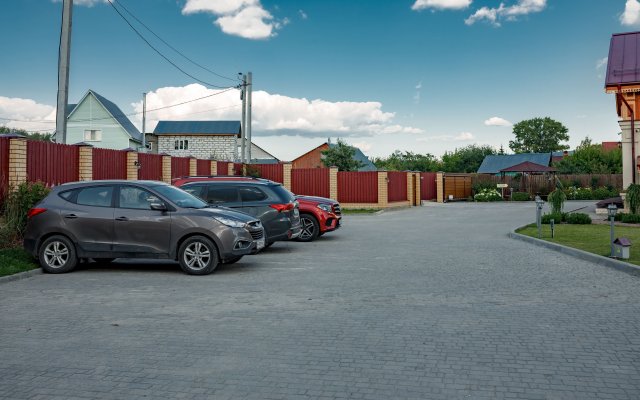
[106,0,235,90]
[114,0,239,83]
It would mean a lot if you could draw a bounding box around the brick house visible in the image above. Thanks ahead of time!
[152,121,240,160]
[291,141,377,171]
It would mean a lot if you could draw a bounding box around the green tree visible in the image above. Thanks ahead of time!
[372,151,440,171]
[0,126,53,142]
[440,144,497,173]
[509,117,569,153]
[554,137,622,174]
[321,139,364,171]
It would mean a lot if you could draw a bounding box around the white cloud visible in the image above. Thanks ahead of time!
[465,0,546,26]
[418,132,475,142]
[352,141,373,153]
[299,9,308,19]
[596,57,608,70]
[0,96,56,132]
[411,0,472,11]
[484,116,512,126]
[414,81,422,104]
[182,0,283,39]
[132,84,423,137]
[621,0,640,26]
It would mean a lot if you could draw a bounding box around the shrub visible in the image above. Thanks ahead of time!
[548,188,566,214]
[565,213,592,224]
[511,192,530,201]
[621,213,640,224]
[244,164,261,178]
[474,188,502,202]
[541,213,564,224]
[472,181,495,195]
[626,184,640,214]
[3,182,50,238]
[593,187,613,200]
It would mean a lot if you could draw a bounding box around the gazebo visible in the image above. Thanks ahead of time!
[500,161,557,197]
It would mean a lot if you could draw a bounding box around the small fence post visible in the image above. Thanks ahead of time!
[436,172,444,203]
[227,162,234,176]
[78,144,93,181]
[406,171,414,206]
[127,151,139,180]
[210,160,217,176]
[414,172,421,206]
[162,155,172,183]
[8,137,27,189]
[189,157,197,176]
[329,166,338,200]
[283,163,292,190]
[377,171,388,208]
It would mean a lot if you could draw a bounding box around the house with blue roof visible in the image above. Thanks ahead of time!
[477,153,552,174]
[65,90,142,150]
[153,120,241,161]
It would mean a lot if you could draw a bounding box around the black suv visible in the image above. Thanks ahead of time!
[174,177,302,246]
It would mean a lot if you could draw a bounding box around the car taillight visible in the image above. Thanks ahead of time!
[270,203,294,212]
[27,208,47,218]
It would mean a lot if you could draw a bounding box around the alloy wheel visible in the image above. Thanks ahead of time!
[183,242,211,271]
[299,216,316,240]
[43,241,69,269]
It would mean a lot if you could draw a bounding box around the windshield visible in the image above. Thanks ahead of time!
[153,185,208,209]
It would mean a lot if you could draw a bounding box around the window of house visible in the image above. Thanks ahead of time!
[84,129,102,141]
[174,139,189,151]
[174,140,179,150]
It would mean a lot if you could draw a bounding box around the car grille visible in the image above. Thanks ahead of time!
[250,229,264,240]
[332,204,341,215]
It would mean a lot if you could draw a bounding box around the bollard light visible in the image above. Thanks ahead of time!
[608,203,617,257]
[535,195,544,210]
[535,195,544,238]
[607,203,618,219]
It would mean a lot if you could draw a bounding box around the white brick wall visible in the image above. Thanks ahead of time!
[157,135,238,160]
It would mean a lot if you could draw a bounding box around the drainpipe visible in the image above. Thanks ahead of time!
[617,85,636,185]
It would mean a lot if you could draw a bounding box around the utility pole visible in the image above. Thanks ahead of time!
[55,0,73,144]
[141,92,147,152]
[240,74,247,163]
[246,72,252,164]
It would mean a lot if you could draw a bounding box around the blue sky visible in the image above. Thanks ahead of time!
[0,0,637,160]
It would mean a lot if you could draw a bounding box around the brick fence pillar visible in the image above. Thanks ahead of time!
[189,158,197,176]
[436,172,444,203]
[283,163,292,190]
[210,160,217,175]
[126,151,138,180]
[329,166,338,200]
[377,171,388,208]
[162,155,172,183]
[8,138,27,188]
[406,171,414,206]
[78,145,93,181]
[227,162,234,176]
[414,172,421,206]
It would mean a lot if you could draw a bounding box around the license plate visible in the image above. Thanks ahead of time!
[257,238,265,250]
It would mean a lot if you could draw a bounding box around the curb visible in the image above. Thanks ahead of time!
[0,268,42,285]
[509,231,640,276]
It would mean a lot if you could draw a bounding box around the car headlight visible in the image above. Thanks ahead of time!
[213,216,246,228]
[317,203,332,212]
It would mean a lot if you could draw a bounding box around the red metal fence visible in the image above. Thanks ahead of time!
[138,153,163,181]
[0,138,9,204]
[338,171,377,203]
[217,161,230,175]
[92,148,127,180]
[171,157,191,179]
[234,163,243,176]
[420,172,437,201]
[292,168,330,197]
[387,171,407,202]
[197,159,210,175]
[27,141,78,186]
[253,164,284,183]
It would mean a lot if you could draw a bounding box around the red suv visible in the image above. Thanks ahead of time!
[294,195,342,242]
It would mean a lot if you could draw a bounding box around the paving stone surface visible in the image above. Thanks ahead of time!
[1,202,639,399]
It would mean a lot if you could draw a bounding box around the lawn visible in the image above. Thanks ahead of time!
[517,223,640,266]
[341,208,379,214]
[0,248,38,277]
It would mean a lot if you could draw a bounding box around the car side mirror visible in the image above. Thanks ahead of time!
[150,203,167,211]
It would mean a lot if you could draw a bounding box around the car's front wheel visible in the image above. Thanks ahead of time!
[297,214,319,242]
[178,236,219,275]
[38,235,78,274]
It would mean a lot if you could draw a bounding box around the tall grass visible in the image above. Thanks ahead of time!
[626,184,640,215]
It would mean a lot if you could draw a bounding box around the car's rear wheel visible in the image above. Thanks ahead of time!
[38,235,78,274]
[223,256,243,264]
[297,214,319,242]
[178,236,218,275]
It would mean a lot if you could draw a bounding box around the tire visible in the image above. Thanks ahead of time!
[38,235,78,274]
[297,214,319,242]
[178,235,219,275]
[93,258,115,264]
[223,256,243,264]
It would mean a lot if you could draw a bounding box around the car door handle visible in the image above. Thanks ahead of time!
[63,214,78,219]
[115,216,129,221]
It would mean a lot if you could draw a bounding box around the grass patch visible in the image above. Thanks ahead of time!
[341,208,379,214]
[517,224,640,266]
[0,248,38,277]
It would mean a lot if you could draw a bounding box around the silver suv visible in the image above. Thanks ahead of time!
[23,180,265,275]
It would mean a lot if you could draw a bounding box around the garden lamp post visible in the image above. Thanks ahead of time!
[608,203,617,257]
[535,195,544,238]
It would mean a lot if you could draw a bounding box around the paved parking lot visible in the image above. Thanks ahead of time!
[1,203,639,399]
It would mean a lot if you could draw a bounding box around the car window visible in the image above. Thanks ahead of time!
[75,186,114,207]
[270,184,296,202]
[206,186,239,204]
[153,185,207,209]
[182,184,205,199]
[239,186,268,202]
[119,186,162,210]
